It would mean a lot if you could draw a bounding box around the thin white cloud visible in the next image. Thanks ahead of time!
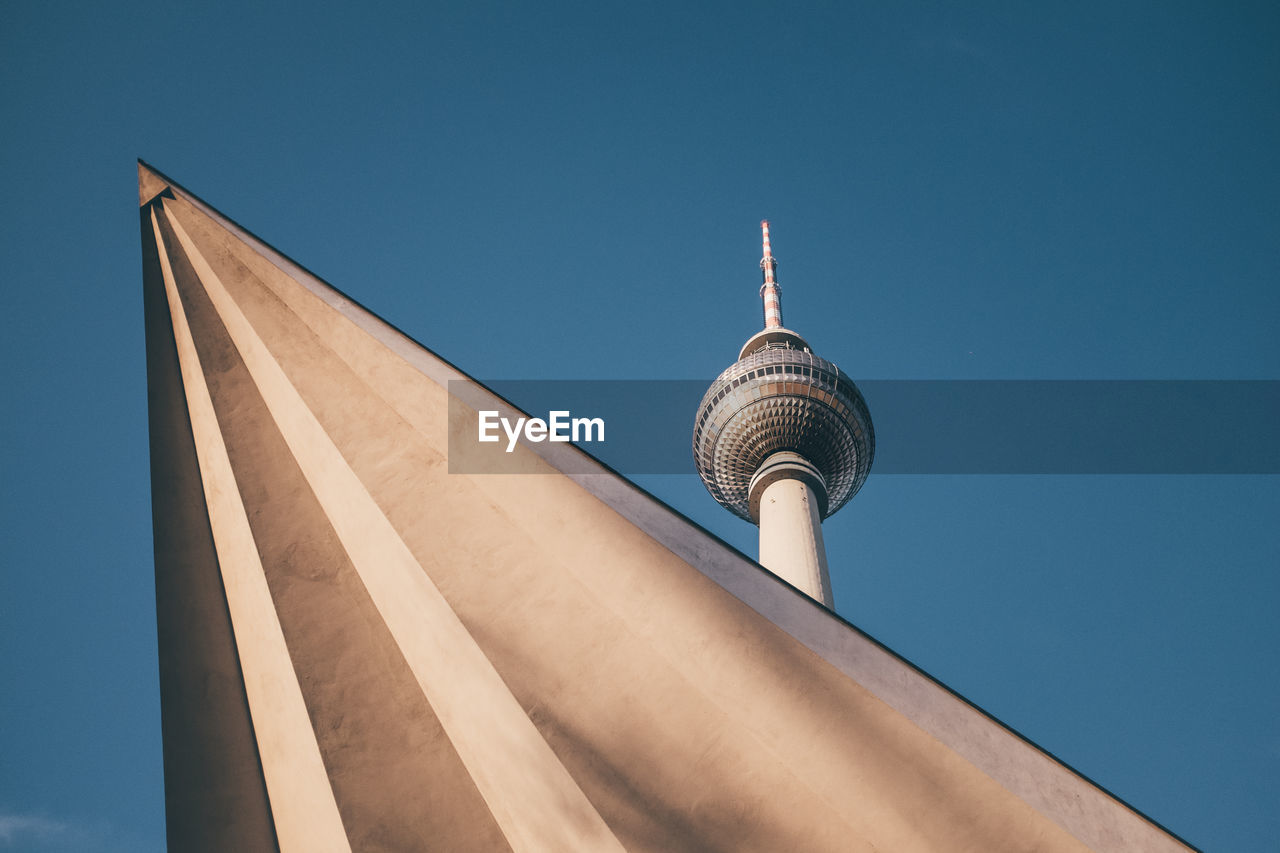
[0,813,67,845]
[912,33,997,69]
[0,811,150,853]
[938,34,992,65]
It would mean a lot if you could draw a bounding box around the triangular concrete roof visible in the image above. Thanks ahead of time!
[139,161,1193,852]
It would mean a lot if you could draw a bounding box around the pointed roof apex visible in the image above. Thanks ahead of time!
[138,160,171,208]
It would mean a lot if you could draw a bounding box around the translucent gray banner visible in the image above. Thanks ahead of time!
[447,380,1279,475]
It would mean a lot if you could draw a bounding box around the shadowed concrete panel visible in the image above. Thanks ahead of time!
[155,209,511,853]
[141,207,279,853]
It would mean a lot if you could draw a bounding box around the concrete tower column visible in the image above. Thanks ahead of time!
[749,452,834,606]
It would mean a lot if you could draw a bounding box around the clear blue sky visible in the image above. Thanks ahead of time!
[2,2,1277,850]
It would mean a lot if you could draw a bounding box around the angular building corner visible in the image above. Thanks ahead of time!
[138,161,1195,852]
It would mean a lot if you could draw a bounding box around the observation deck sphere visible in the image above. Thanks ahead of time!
[692,338,874,523]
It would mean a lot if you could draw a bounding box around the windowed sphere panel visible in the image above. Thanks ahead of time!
[693,347,874,522]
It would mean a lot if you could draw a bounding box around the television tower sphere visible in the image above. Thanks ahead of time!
[693,221,874,605]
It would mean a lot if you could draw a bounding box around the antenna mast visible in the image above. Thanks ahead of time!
[759,220,783,329]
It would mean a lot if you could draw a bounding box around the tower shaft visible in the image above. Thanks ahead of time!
[757,477,834,606]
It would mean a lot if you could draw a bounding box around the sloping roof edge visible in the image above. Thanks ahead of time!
[138,159,1196,852]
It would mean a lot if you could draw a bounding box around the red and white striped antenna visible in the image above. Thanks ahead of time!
[759,220,783,329]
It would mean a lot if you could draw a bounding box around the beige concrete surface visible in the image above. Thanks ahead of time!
[142,162,1197,853]
[164,200,624,853]
[151,207,351,853]
[141,192,278,853]
[138,160,169,206]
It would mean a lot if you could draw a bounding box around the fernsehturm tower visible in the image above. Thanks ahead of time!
[693,222,874,606]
